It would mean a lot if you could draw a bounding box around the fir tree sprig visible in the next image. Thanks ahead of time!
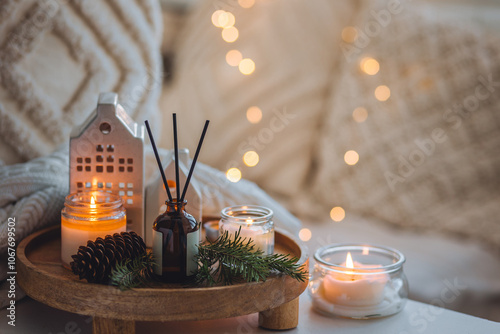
[194,227,307,286]
[110,251,155,290]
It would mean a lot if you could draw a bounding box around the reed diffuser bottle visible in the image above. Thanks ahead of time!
[152,199,199,282]
[145,114,209,283]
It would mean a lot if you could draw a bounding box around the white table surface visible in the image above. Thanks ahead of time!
[1,293,499,334]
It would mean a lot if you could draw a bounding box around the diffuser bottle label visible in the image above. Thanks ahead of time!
[186,229,200,276]
[153,229,163,276]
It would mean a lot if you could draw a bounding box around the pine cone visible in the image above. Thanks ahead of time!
[70,231,146,284]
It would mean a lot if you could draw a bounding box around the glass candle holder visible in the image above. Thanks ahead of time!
[219,205,274,255]
[309,244,408,319]
[61,192,126,268]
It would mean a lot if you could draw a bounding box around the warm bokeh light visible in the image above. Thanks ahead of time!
[222,26,239,43]
[238,0,255,8]
[360,57,380,75]
[243,151,259,167]
[330,206,345,222]
[344,150,359,165]
[226,167,242,182]
[352,107,368,123]
[299,228,312,242]
[226,49,242,66]
[341,26,358,43]
[375,85,391,101]
[211,10,226,27]
[246,106,262,124]
[239,58,255,75]
[218,11,235,28]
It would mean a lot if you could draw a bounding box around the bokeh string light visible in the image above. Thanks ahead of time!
[344,150,359,166]
[330,207,346,222]
[360,57,380,75]
[226,167,242,182]
[226,50,242,66]
[246,106,262,124]
[243,151,259,167]
[352,107,368,123]
[222,26,239,43]
[375,85,391,101]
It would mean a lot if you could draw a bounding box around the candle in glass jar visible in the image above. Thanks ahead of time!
[220,218,274,253]
[322,252,389,307]
[61,192,126,268]
[219,206,274,255]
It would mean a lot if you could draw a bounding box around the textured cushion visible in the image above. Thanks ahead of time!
[0,0,163,165]
[159,0,356,197]
[312,1,500,251]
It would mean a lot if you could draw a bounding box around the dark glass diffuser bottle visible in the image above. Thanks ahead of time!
[152,199,200,283]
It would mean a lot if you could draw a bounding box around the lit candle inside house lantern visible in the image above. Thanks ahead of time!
[322,251,389,307]
[61,192,126,268]
[219,206,274,255]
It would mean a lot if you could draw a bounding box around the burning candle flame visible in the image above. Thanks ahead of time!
[346,252,354,269]
[90,196,96,209]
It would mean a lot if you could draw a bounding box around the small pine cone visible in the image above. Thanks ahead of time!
[70,231,146,284]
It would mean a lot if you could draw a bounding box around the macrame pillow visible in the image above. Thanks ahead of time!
[0,0,163,165]
[160,0,356,197]
[313,2,500,251]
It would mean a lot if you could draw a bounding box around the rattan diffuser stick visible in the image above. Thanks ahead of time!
[144,120,173,202]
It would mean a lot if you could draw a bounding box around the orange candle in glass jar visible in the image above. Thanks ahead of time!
[61,192,126,269]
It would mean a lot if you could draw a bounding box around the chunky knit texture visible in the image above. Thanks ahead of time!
[0,0,163,165]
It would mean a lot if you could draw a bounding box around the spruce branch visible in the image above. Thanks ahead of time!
[110,251,155,290]
[194,227,307,286]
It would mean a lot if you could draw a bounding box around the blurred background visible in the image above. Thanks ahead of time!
[1,0,499,323]
[158,0,500,320]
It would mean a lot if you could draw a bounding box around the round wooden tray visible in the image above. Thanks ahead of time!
[17,224,308,334]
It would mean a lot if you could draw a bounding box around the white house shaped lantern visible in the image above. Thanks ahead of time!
[69,92,145,237]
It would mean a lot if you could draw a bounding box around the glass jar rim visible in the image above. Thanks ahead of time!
[64,191,123,212]
[314,243,406,274]
[220,205,273,224]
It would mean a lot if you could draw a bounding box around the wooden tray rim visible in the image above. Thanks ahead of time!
[17,224,309,321]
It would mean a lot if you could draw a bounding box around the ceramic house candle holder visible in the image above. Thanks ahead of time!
[69,92,145,237]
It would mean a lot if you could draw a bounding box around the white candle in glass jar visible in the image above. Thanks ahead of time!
[220,218,274,254]
[219,206,275,255]
[322,252,389,307]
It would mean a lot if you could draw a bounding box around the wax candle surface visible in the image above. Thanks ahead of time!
[321,252,389,307]
[220,220,274,254]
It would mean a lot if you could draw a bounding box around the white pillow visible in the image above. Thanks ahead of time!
[0,0,163,165]
[313,2,500,251]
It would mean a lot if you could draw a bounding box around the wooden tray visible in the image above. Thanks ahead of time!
[17,224,309,334]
